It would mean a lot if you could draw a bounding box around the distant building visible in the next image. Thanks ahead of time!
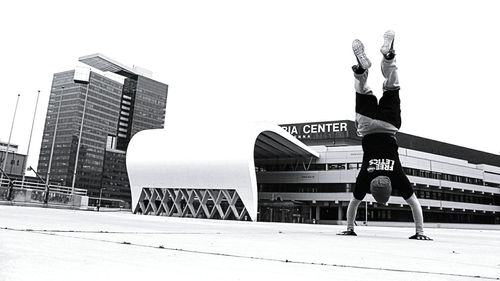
[37,54,168,207]
[0,141,26,176]
[0,142,19,153]
[258,120,500,224]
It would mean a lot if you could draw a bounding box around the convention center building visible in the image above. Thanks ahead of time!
[127,120,500,225]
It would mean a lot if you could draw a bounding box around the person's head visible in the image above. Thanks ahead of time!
[370,176,392,204]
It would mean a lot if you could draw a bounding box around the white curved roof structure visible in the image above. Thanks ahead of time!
[126,121,318,221]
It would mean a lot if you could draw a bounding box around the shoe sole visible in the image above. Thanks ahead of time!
[337,231,357,236]
[352,39,371,69]
[409,234,433,240]
[380,30,395,55]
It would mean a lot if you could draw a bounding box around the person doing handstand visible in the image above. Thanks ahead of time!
[338,30,432,240]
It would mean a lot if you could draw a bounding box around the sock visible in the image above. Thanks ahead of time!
[352,65,366,74]
[384,50,395,60]
[353,57,366,74]
[384,38,395,60]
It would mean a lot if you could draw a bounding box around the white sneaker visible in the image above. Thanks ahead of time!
[352,39,371,70]
[380,30,395,56]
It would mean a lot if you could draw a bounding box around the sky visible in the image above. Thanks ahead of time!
[1,0,499,174]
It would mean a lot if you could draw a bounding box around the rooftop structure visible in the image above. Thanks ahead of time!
[79,53,153,78]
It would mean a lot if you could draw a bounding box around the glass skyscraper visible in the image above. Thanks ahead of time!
[37,54,168,206]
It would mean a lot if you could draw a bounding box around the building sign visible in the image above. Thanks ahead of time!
[280,120,354,140]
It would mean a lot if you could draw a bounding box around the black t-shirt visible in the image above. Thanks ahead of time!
[354,133,414,200]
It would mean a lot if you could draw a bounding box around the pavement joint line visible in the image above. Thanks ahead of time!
[2,226,498,280]
[0,227,359,235]
[0,227,224,235]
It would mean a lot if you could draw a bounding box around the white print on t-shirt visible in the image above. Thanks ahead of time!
[367,159,395,172]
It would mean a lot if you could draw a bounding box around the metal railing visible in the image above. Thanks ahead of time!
[0,178,87,196]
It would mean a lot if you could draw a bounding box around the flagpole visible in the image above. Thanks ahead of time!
[21,90,41,188]
[1,94,20,183]
[45,87,64,203]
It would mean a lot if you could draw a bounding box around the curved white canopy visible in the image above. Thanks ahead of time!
[126,121,318,221]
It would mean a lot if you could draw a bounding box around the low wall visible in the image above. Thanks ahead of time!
[0,187,89,209]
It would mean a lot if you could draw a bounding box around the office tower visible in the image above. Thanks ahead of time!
[37,54,168,206]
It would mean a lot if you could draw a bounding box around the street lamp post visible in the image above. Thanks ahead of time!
[27,166,47,203]
[365,200,368,225]
[1,94,20,183]
[98,142,107,210]
[98,187,106,211]
[46,87,64,204]
[0,166,14,201]
[21,90,41,189]
[28,166,46,184]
